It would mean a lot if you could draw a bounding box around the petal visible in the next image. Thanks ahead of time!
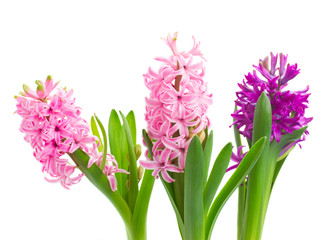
[108,175,117,191]
[160,169,175,183]
[139,160,159,170]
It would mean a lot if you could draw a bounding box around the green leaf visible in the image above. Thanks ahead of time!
[241,92,272,240]
[203,142,232,212]
[268,127,308,198]
[237,179,247,239]
[132,169,155,240]
[90,116,103,152]
[184,135,205,240]
[94,114,108,171]
[108,110,125,198]
[68,149,132,230]
[142,129,153,158]
[271,126,308,153]
[120,111,138,211]
[120,125,129,201]
[172,171,184,221]
[233,104,245,239]
[205,137,266,240]
[202,125,209,150]
[202,130,214,188]
[126,110,137,145]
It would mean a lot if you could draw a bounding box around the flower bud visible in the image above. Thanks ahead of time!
[137,166,144,181]
[134,144,142,160]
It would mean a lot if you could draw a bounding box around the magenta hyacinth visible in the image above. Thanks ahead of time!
[140,33,212,182]
[232,53,312,144]
[15,76,127,190]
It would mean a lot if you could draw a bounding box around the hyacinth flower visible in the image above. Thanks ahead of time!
[141,33,267,240]
[15,76,155,240]
[231,53,312,240]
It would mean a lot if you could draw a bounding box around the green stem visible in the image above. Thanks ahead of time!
[237,180,246,239]
[233,104,246,239]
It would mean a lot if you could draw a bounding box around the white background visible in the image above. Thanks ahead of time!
[1,0,322,239]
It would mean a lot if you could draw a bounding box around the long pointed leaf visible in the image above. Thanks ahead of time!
[202,130,214,187]
[233,104,245,239]
[120,111,138,211]
[205,137,266,240]
[90,116,103,152]
[94,114,108,171]
[108,110,125,198]
[126,111,137,145]
[202,125,209,150]
[184,135,205,240]
[132,169,155,239]
[241,92,272,240]
[203,142,232,212]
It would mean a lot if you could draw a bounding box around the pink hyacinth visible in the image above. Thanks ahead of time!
[15,76,98,189]
[87,145,129,191]
[140,33,212,182]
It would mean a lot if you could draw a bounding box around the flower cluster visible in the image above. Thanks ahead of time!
[15,76,127,190]
[232,53,312,144]
[140,33,212,182]
[87,146,129,191]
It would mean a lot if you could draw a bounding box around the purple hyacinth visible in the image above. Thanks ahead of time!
[232,53,312,144]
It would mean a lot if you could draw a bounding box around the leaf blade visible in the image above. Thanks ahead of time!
[202,130,214,188]
[90,116,103,152]
[120,111,138,211]
[184,135,205,240]
[203,142,232,212]
[205,137,266,240]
